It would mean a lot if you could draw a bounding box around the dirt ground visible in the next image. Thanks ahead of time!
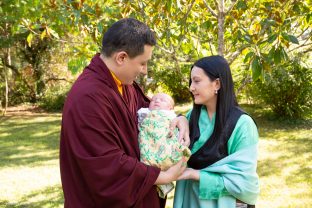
[1,104,52,116]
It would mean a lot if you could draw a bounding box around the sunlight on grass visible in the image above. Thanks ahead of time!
[0,166,61,202]
[257,125,312,208]
[0,113,63,207]
[0,132,10,137]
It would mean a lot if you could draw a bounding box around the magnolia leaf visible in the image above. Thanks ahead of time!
[48,28,60,39]
[274,48,282,64]
[267,34,277,43]
[251,57,262,80]
[244,51,254,63]
[281,47,289,61]
[288,35,299,44]
[26,33,33,47]
[281,32,290,41]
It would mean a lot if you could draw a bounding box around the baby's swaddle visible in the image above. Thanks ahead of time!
[138,108,191,198]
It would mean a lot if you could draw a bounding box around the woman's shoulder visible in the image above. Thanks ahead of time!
[237,113,256,125]
[228,113,259,153]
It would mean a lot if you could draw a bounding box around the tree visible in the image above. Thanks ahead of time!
[1,0,311,111]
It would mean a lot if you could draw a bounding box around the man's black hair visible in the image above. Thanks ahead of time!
[101,18,156,58]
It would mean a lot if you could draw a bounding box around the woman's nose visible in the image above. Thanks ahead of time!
[189,84,194,92]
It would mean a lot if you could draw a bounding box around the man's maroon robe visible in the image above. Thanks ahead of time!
[60,54,164,208]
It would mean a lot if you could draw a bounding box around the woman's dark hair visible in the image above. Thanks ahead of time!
[189,55,238,149]
[101,18,156,58]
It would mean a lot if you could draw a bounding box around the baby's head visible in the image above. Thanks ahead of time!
[149,93,174,110]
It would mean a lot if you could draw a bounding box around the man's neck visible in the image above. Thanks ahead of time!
[100,53,118,75]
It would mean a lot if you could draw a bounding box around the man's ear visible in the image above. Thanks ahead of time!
[115,51,128,65]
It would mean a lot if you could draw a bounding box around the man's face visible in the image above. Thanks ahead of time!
[121,45,153,85]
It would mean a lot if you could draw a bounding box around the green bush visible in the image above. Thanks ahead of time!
[249,59,312,119]
[147,50,193,104]
[39,86,69,112]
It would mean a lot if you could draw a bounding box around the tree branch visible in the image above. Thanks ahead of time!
[203,0,218,17]
[236,75,252,96]
[303,48,312,54]
[46,77,73,83]
[226,44,249,65]
[1,57,20,76]
[225,0,238,15]
[288,42,312,53]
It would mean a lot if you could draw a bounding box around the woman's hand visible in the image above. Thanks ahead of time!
[177,168,200,181]
[170,116,190,147]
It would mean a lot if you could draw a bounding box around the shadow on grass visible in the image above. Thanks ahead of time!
[258,137,312,183]
[0,115,61,168]
[0,185,64,208]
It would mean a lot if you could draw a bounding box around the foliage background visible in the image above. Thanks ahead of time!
[1,0,311,118]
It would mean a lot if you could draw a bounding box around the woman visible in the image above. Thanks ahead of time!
[173,56,259,208]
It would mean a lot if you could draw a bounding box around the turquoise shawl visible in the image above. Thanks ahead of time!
[173,107,259,208]
[174,145,259,208]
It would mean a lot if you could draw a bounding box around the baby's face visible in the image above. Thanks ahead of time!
[149,93,174,110]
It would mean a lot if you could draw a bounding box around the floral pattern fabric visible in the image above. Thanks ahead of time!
[138,109,191,198]
[138,109,191,170]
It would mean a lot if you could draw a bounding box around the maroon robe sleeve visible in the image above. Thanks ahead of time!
[60,59,162,207]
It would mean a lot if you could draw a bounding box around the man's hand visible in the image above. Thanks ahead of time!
[177,168,200,181]
[170,116,190,147]
[154,160,187,185]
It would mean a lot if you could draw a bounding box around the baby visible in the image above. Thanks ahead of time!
[137,93,191,198]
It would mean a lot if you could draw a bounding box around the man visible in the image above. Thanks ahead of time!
[60,18,189,208]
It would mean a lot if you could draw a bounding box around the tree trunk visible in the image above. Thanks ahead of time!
[217,0,225,56]
[2,48,11,116]
[3,69,8,116]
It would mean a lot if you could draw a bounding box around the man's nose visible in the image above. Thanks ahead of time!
[141,65,147,75]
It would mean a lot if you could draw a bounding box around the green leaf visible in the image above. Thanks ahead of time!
[288,35,299,44]
[274,48,282,64]
[237,0,247,10]
[268,47,275,60]
[244,51,254,63]
[81,14,89,24]
[281,32,290,41]
[292,3,301,13]
[267,34,277,43]
[306,13,311,23]
[280,47,289,61]
[165,0,172,13]
[251,57,262,80]
[202,20,212,29]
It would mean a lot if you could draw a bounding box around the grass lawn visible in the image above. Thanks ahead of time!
[0,104,311,208]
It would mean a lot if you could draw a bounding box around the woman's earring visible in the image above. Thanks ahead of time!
[215,90,218,95]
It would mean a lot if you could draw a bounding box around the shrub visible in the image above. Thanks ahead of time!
[39,86,69,112]
[249,59,312,119]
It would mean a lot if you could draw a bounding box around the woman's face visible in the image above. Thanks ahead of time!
[189,66,220,106]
